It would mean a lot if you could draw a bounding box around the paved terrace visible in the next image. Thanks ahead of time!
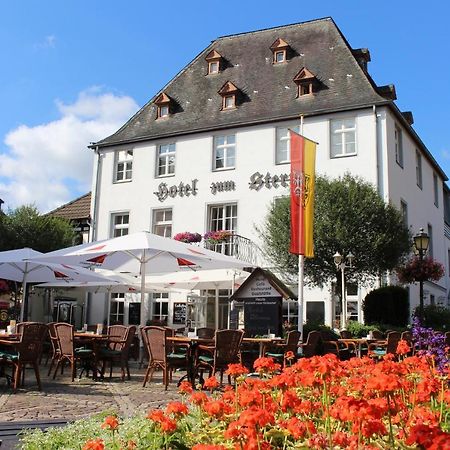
[0,363,182,448]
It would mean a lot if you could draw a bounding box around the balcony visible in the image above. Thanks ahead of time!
[203,233,263,266]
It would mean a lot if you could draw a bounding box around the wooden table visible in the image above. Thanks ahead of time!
[0,338,20,385]
[74,332,109,380]
[338,338,378,357]
[243,337,284,357]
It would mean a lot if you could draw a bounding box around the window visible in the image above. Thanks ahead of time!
[395,125,403,167]
[299,83,313,96]
[427,224,433,258]
[152,292,169,322]
[400,200,408,228]
[330,118,356,157]
[223,95,235,109]
[275,126,300,164]
[416,150,423,189]
[109,294,125,325]
[157,143,176,177]
[208,203,237,256]
[159,105,169,118]
[152,208,172,237]
[111,213,129,237]
[213,135,236,170]
[209,61,219,74]
[433,173,439,207]
[274,50,286,63]
[114,150,133,182]
[293,68,317,97]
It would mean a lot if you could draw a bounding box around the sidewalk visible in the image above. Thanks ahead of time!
[0,362,182,447]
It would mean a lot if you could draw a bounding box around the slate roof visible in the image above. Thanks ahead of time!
[95,18,388,148]
[47,192,91,221]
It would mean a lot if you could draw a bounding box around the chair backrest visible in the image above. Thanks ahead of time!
[340,330,352,339]
[141,326,166,363]
[303,331,322,357]
[121,325,137,358]
[54,323,75,357]
[214,329,244,366]
[401,331,412,344]
[47,322,60,354]
[371,329,385,340]
[320,329,339,342]
[197,327,215,339]
[386,331,402,355]
[285,330,301,353]
[107,325,128,350]
[16,322,48,363]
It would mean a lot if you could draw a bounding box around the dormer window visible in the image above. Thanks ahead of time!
[154,92,172,119]
[205,49,223,75]
[293,67,318,97]
[270,38,290,64]
[218,81,239,110]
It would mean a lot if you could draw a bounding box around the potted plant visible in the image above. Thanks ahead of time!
[173,232,202,244]
[203,230,232,245]
[396,256,444,283]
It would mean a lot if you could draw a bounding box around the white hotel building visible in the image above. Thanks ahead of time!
[85,18,449,329]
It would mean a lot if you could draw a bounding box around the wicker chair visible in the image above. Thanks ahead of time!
[265,330,301,366]
[100,325,136,381]
[340,330,353,339]
[53,323,93,381]
[46,322,61,376]
[194,329,244,384]
[371,329,385,340]
[299,331,323,357]
[368,331,402,359]
[0,322,48,392]
[141,326,189,390]
[320,330,353,360]
[196,327,215,339]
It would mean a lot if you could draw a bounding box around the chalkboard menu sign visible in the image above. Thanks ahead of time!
[243,296,281,337]
[128,302,141,325]
[173,302,187,325]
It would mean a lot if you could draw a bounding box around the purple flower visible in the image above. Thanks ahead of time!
[173,232,202,244]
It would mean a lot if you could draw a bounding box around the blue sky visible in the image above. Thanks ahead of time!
[0,0,449,212]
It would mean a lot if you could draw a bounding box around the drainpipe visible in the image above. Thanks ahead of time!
[90,145,102,243]
[373,105,383,198]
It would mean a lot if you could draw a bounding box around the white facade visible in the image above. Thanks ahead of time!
[89,104,448,327]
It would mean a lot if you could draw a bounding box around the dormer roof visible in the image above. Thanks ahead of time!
[218,81,239,95]
[293,67,316,83]
[154,92,171,105]
[270,38,290,50]
[205,49,222,61]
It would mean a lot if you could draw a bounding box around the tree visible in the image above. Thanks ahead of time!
[258,174,411,287]
[0,205,75,253]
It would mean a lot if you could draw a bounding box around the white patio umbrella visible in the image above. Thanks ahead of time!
[147,268,250,328]
[0,248,120,321]
[34,231,251,326]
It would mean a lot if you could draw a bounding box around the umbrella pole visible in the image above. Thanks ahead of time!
[140,251,147,327]
[19,263,28,322]
[215,287,219,330]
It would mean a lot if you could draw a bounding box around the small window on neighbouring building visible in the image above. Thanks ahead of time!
[223,95,235,109]
[433,173,439,207]
[157,143,176,177]
[213,134,236,170]
[154,92,172,119]
[205,49,223,75]
[293,67,318,97]
[270,38,290,64]
[395,125,403,168]
[428,223,433,258]
[218,81,239,111]
[400,199,408,228]
[275,50,285,63]
[416,150,423,189]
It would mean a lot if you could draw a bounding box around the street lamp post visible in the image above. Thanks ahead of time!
[333,251,355,329]
[413,228,429,319]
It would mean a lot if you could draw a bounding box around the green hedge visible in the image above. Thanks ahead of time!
[362,286,409,327]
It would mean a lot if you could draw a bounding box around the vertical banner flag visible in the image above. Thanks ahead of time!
[289,130,316,257]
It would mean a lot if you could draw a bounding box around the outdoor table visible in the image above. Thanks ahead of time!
[338,338,378,357]
[0,338,20,385]
[74,332,109,380]
[243,337,284,357]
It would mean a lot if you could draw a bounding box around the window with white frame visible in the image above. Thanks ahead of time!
[400,199,408,228]
[433,173,439,207]
[208,203,237,256]
[152,208,172,237]
[416,150,423,189]
[152,292,169,322]
[428,224,433,258]
[157,143,176,177]
[395,125,403,168]
[110,213,129,237]
[330,118,357,158]
[109,293,125,325]
[275,125,300,164]
[213,135,236,170]
[114,150,133,182]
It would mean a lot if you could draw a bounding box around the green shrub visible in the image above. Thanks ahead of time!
[363,286,409,327]
[417,305,450,331]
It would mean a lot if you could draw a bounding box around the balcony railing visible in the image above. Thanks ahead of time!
[203,233,263,266]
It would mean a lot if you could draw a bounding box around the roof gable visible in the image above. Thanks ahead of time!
[96,18,387,147]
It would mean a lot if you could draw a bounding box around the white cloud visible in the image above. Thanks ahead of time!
[0,88,139,213]
[34,35,56,49]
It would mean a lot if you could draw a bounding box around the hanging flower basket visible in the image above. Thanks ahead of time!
[173,232,202,244]
[396,256,444,284]
[203,230,232,245]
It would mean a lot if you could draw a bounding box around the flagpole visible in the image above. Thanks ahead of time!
[297,115,305,337]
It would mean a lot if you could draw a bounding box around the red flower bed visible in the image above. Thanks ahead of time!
[397,256,444,283]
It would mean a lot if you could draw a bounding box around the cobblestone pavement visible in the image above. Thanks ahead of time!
[0,361,182,423]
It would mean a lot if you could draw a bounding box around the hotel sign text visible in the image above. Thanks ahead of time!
[248,172,289,191]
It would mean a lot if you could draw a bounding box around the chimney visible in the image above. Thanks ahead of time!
[377,84,397,100]
[401,111,414,125]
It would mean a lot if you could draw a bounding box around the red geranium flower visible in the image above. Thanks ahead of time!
[204,376,219,390]
[101,415,119,430]
[82,439,104,450]
[166,401,188,417]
